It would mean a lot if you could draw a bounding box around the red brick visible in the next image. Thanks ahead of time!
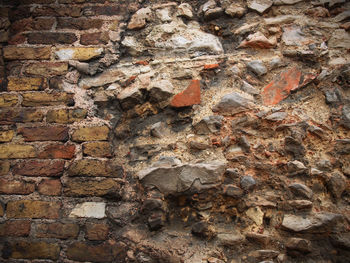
[27,32,77,44]
[32,5,82,17]
[18,126,69,142]
[10,18,55,34]
[80,32,109,45]
[38,144,75,159]
[203,64,219,70]
[0,179,35,195]
[22,92,74,107]
[0,109,44,124]
[38,179,62,196]
[13,160,64,177]
[57,17,103,30]
[6,200,61,219]
[35,222,79,239]
[0,220,31,237]
[8,34,26,45]
[83,5,126,16]
[3,241,60,260]
[86,222,109,240]
[171,80,201,107]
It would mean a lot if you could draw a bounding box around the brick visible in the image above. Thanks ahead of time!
[0,109,44,124]
[27,32,77,44]
[80,32,109,45]
[55,47,103,61]
[32,5,81,17]
[35,222,79,239]
[86,222,109,240]
[83,5,126,16]
[38,144,75,159]
[8,34,26,45]
[47,108,87,123]
[72,126,109,142]
[0,161,10,175]
[21,0,56,4]
[68,159,122,177]
[67,241,124,262]
[7,77,47,91]
[0,204,3,216]
[64,178,120,197]
[2,241,60,260]
[18,126,69,142]
[57,17,103,30]
[24,62,68,76]
[22,92,74,107]
[13,160,65,177]
[6,200,61,219]
[3,46,51,60]
[11,18,55,34]
[0,93,18,107]
[38,179,62,195]
[0,179,35,194]
[83,142,112,157]
[171,80,201,107]
[0,144,36,159]
[0,130,14,142]
[0,220,31,237]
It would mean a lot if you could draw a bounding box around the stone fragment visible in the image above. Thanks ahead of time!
[212,92,254,115]
[248,250,279,261]
[334,10,350,22]
[222,184,244,198]
[138,161,226,196]
[117,86,143,110]
[2,241,60,260]
[334,139,350,155]
[246,207,264,225]
[285,137,305,160]
[282,213,342,233]
[192,221,216,239]
[239,32,277,49]
[177,3,193,19]
[273,0,302,4]
[35,223,79,239]
[328,29,350,49]
[69,202,106,218]
[327,172,347,199]
[156,8,172,22]
[148,79,174,103]
[265,112,287,121]
[13,160,64,177]
[55,47,103,61]
[247,0,273,14]
[246,232,271,246]
[289,183,313,199]
[342,105,350,129]
[287,200,312,210]
[241,81,259,95]
[247,60,267,76]
[189,138,211,150]
[225,3,246,18]
[171,80,200,107]
[7,200,61,219]
[287,160,307,176]
[282,25,308,46]
[122,36,146,56]
[330,233,350,250]
[3,46,51,60]
[0,144,36,159]
[108,203,139,227]
[64,178,120,197]
[72,126,109,142]
[306,7,329,18]
[148,211,165,230]
[217,232,244,246]
[264,15,299,25]
[194,116,223,135]
[240,175,256,191]
[128,7,151,30]
[285,238,311,255]
[150,122,166,138]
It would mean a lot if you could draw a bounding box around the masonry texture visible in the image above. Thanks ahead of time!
[0,0,349,262]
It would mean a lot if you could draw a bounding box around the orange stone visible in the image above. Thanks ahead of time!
[204,64,219,70]
[170,80,201,107]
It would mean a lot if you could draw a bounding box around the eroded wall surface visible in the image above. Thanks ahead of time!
[0,0,349,262]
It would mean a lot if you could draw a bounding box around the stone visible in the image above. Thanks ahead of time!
[18,126,69,142]
[55,47,104,61]
[334,139,350,155]
[68,159,121,177]
[246,232,271,246]
[225,3,246,18]
[72,126,109,142]
[150,122,166,138]
[248,250,279,261]
[38,179,62,196]
[241,81,259,95]
[148,211,165,230]
[285,137,305,160]
[330,233,350,250]
[212,92,254,115]
[177,3,193,19]
[246,207,264,225]
[0,179,35,195]
[189,138,211,150]
[194,115,223,135]
[273,0,302,4]
[239,31,277,49]
[287,160,307,176]
[7,200,61,219]
[0,144,36,159]
[265,112,287,121]
[282,25,308,46]
[138,161,226,196]
[83,142,112,157]
[108,202,139,227]
[285,238,311,255]
[247,0,273,14]
[128,7,151,30]
[24,62,68,76]
[2,241,60,260]
[64,178,120,197]
[121,36,146,56]
[35,223,79,239]
[247,60,267,76]
[282,213,342,233]
[334,10,350,23]
[327,172,347,199]
[22,92,74,107]
[0,130,14,142]
[171,80,201,107]
[148,79,174,103]
[0,93,18,107]
[0,220,31,237]
[217,232,244,246]
[86,223,109,240]
[192,221,216,239]
[341,105,350,129]
[328,29,350,49]
[222,184,244,198]
[7,77,47,91]
[289,183,313,199]
[287,200,313,210]
[264,15,299,25]
[69,202,106,218]
[47,109,87,124]
[3,46,51,60]
[240,175,256,191]
[156,8,172,22]
[117,86,143,110]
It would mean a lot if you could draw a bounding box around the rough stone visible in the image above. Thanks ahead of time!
[192,221,216,239]
[289,183,313,199]
[335,139,350,155]
[247,60,267,76]
[239,32,277,49]
[148,79,174,103]
[128,7,151,30]
[212,92,254,115]
[68,159,121,177]
[246,207,264,225]
[240,176,256,191]
[225,3,246,18]
[177,3,193,19]
[327,172,347,199]
[286,238,311,255]
[194,115,223,135]
[265,112,287,121]
[247,0,273,14]
[217,232,244,246]
[328,29,350,48]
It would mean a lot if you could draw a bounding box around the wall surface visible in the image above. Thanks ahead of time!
[0,0,349,262]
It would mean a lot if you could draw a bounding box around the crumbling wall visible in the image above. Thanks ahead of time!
[0,0,349,262]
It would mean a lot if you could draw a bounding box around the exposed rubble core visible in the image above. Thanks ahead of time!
[0,0,349,262]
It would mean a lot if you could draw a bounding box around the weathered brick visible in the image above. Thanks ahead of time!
[38,179,62,196]
[0,144,36,159]
[27,32,77,44]
[47,108,87,123]
[18,126,69,142]
[0,179,35,194]
[8,34,26,45]
[38,144,75,159]
[80,32,109,45]
[11,18,55,34]
[7,77,47,91]
[13,160,65,177]
[64,178,120,197]
[22,92,74,107]
[7,200,61,219]
[68,159,122,177]
[0,109,44,124]
[0,204,3,216]
[0,161,10,175]
[0,93,18,107]
[21,0,56,4]
[32,5,82,17]
[72,126,109,142]
[86,222,109,240]
[2,241,60,260]
[67,241,124,262]
[0,220,31,237]
[0,130,14,142]
[57,17,103,30]
[35,222,79,239]
[3,46,51,60]
[83,142,112,157]
[55,47,103,61]
[24,62,68,76]
[83,5,126,16]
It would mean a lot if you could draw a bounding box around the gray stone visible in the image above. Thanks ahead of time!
[287,200,313,210]
[122,36,146,56]
[240,175,256,191]
[204,7,224,21]
[287,160,307,176]
[282,25,307,46]
[247,0,273,14]
[341,104,350,129]
[217,232,244,246]
[148,79,174,103]
[138,161,226,196]
[285,238,311,254]
[328,29,350,49]
[269,57,284,69]
[324,88,342,106]
[241,80,259,95]
[246,232,271,246]
[335,139,350,155]
[107,202,138,226]
[212,92,254,115]
[222,184,244,198]
[265,112,287,121]
[334,10,350,22]
[288,183,313,199]
[247,60,267,76]
[193,115,223,135]
[152,156,182,168]
[117,86,143,110]
[191,221,216,239]
[264,15,299,25]
[285,137,306,160]
[282,213,342,233]
[327,172,347,199]
[273,0,303,4]
[225,3,246,18]
[150,122,166,138]
[248,250,279,261]
[177,3,193,19]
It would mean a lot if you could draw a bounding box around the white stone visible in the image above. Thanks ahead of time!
[177,3,193,19]
[69,202,106,218]
[247,0,273,14]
